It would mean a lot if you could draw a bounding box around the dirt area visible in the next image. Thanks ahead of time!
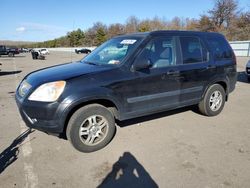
[0,52,250,188]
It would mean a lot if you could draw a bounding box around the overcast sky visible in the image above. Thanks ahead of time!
[0,0,249,42]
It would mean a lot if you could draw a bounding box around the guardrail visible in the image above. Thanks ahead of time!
[46,42,250,57]
[229,41,250,57]
[47,47,96,52]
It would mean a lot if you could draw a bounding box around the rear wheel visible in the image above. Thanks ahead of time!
[66,104,116,152]
[198,84,226,116]
[8,53,14,57]
[248,76,250,82]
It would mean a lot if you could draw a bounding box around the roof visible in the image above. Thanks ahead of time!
[115,30,224,38]
[149,30,223,37]
[114,32,150,39]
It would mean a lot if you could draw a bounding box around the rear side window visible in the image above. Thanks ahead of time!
[180,37,206,64]
[206,36,233,60]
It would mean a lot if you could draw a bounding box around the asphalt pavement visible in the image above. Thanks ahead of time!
[0,52,250,188]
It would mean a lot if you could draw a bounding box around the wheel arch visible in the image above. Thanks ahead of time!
[62,98,120,136]
[202,79,229,101]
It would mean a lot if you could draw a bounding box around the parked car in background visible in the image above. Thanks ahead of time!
[20,48,29,53]
[75,48,91,54]
[10,47,20,55]
[16,31,237,152]
[31,49,45,60]
[246,60,250,82]
[0,45,17,57]
[40,48,49,55]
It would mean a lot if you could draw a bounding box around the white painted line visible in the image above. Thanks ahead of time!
[20,121,33,157]
[23,163,39,188]
[12,58,38,187]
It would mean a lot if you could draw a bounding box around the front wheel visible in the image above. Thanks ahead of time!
[66,104,116,152]
[198,84,226,116]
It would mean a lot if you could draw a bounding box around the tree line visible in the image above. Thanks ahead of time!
[26,0,250,48]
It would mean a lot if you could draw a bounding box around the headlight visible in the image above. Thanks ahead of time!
[19,80,32,97]
[28,81,66,102]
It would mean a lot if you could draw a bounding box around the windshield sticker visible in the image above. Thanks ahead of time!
[120,39,137,45]
[108,60,120,65]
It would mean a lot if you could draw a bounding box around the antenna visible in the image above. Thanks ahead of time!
[70,21,75,63]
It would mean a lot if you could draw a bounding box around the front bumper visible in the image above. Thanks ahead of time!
[246,67,250,76]
[15,94,67,134]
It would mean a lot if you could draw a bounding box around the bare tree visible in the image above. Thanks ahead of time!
[198,15,215,31]
[150,17,167,30]
[185,18,199,31]
[209,0,238,29]
[125,16,139,33]
[228,11,250,40]
[169,17,182,30]
[107,23,125,38]
[138,20,151,32]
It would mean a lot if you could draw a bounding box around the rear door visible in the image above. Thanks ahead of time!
[177,36,214,105]
[206,35,237,92]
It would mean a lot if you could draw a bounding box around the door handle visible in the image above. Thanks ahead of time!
[206,65,216,69]
[167,70,180,76]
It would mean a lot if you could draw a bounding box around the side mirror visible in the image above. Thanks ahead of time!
[133,57,152,71]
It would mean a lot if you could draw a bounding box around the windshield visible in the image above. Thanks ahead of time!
[81,37,142,65]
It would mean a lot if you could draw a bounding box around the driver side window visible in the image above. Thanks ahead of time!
[138,36,176,69]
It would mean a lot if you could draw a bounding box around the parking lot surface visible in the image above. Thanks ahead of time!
[0,52,250,188]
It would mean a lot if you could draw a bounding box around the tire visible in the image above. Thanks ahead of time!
[66,104,116,152]
[8,53,14,57]
[248,76,250,82]
[198,84,226,116]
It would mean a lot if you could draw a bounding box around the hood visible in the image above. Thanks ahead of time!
[25,61,113,87]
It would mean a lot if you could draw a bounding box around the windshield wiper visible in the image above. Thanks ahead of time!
[84,61,98,66]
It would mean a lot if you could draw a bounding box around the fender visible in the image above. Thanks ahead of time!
[57,88,124,128]
[201,74,230,100]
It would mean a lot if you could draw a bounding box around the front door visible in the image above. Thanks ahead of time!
[124,36,182,116]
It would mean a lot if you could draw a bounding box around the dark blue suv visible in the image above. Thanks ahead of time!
[16,31,237,152]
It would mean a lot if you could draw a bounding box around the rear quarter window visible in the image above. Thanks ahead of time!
[206,36,233,60]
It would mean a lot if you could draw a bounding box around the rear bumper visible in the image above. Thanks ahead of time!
[229,77,237,93]
[229,71,237,93]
